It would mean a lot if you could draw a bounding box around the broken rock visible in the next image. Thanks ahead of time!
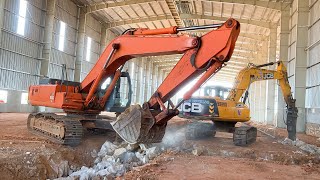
[126,143,139,151]
[192,148,203,156]
[146,147,160,160]
[118,151,139,164]
[98,141,118,157]
[113,148,127,159]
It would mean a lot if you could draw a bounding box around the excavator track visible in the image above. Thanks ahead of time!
[27,113,83,146]
[185,121,216,140]
[233,126,257,146]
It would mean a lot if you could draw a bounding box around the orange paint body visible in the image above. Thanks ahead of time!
[28,19,240,117]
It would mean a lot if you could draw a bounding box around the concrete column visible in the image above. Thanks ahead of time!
[144,60,152,101]
[100,25,107,54]
[277,7,290,128]
[294,0,308,132]
[40,0,56,77]
[0,0,5,46]
[152,65,158,91]
[266,28,277,125]
[252,83,259,121]
[135,59,142,104]
[158,69,163,86]
[74,9,86,82]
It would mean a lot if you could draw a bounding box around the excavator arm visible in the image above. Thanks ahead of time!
[226,61,298,140]
[112,19,240,144]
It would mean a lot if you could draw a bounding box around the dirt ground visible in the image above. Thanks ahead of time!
[0,113,320,180]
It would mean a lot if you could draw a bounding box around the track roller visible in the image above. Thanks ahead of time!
[185,121,216,140]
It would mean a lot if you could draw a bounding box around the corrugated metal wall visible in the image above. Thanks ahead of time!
[306,0,320,136]
[0,0,44,90]
[80,14,102,81]
[48,0,77,81]
[287,0,298,95]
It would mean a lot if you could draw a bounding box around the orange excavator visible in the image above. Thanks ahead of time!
[27,19,240,145]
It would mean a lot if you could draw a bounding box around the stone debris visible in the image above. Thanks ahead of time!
[220,150,236,157]
[280,138,320,155]
[192,147,203,156]
[97,141,118,157]
[58,141,165,180]
[90,149,97,158]
[50,160,70,178]
[53,126,188,179]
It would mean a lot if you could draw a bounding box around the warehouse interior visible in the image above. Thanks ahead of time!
[0,0,320,179]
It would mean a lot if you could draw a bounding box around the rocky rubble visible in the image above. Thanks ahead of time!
[55,141,164,179]
[280,138,320,155]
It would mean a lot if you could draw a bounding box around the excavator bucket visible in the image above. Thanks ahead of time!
[111,104,167,144]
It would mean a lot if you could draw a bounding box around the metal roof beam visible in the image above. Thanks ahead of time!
[180,13,277,29]
[195,30,268,41]
[106,15,171,29]
[84,0,156,13]
[164,0,183,26]
[204,0,288,11]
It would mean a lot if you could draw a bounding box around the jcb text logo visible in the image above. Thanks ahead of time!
[178,102,203,113]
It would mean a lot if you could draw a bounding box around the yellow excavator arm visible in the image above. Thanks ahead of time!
[227,61,298,140]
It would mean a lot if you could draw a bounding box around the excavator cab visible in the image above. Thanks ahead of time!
[203,86,230,100]
[103,71,132,113]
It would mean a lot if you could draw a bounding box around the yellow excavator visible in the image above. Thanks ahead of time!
[178,61,298,146]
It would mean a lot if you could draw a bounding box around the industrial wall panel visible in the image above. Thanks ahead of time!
[54,4,77,29]
[306,64,320,87]
[28,0,44,10]
[53,19,77,43]
[0,0,44,91]
[49,0,78,82]
[82,14,102,78]
[306,0,320,112]
[287,59,296,77]
[48,63,74,81]
[308,42,320,67]
[86,15,101,35]
[309,0,320,26]
[48,49,75,81]
[0,49,40,74]
[4,0,44,41]
[56,0,78,17]
[3,9,43,43]
[309,23,320,51]
[52,33,76,56]
[81,61,94,75]
[1,31,40,58]
[0,69,38,90]
[288,76,295,95]
[306,87,320,108]
[86,25,101,43]
[291,0,298,15]
[89,39,101,55]
[51,49,75,68]
[90,51,100,64]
